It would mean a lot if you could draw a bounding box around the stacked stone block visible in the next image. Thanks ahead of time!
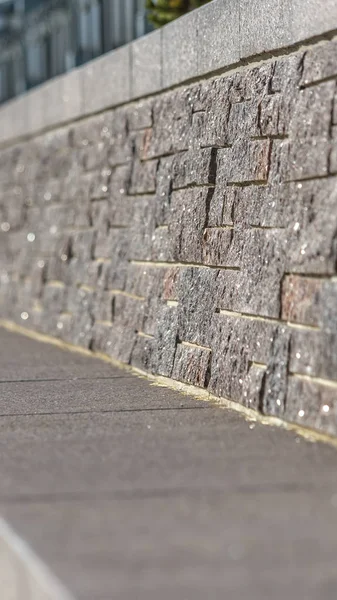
[0,39,337,435]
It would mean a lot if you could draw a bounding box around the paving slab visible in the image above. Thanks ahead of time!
[0,413,336,502]
[2,489,337,600]
[0,378,205,416]
[0,328,129,382]
[0,328,337,600]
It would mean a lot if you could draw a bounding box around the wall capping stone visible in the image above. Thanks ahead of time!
[1,0,337,146]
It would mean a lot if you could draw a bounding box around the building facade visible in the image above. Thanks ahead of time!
[0,0,150,103]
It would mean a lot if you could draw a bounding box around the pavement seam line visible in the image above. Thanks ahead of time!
[0,406,207,418]
[0,376,135,384]
[1,319,337,450]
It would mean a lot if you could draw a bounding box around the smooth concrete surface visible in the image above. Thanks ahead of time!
[0,518,74,600]
[1,327,337,599]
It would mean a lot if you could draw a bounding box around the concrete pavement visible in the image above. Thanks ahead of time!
[0,326,337,600]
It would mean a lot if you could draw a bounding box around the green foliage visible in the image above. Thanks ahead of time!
[146,0,212,28]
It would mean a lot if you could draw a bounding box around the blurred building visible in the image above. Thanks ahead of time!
[0,0,150,103]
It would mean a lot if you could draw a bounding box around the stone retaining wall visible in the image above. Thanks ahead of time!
[0,1,337,436]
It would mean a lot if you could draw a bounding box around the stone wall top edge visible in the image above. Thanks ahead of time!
[0,0,337,146]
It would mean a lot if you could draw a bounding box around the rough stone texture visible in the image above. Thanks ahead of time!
[1,40,337,436]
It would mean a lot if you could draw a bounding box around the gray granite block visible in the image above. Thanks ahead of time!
[197,0,240,74]
[239,0,294,58]
[0,95,29,143]
[291,0,337,41]
[131,29,162,98]
[162,10,198,88]
[82,45,131,115]
[61,68,84,124]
